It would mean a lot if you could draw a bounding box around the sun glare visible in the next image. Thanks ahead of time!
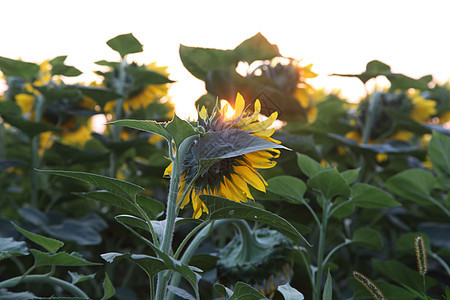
[220,99,236,119]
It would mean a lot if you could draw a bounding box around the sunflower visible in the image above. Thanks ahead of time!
[164,93,282,218]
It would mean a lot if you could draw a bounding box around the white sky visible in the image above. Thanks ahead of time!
[1,0,449,119]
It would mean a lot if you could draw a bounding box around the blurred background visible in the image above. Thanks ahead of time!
[1,0,449,118]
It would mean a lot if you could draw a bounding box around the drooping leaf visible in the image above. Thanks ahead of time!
[0,237,29,261]
[229,282,268,299]
[352,228,383,250]
[167,286,196,300]
[200,195,310,245]
[384,169,436,204]
[12,222,63,253]
[296,152,325,178]
[307,168,351,199]
[102,272,115,300]
[106,33,143,58]
[351,183,400,208]
[179,44,240,80]
[234,32,280,64]
[107,119,170,142]
[38,170,144,202]
[101,252,168,279]
[267,176,306,203]
[0,289,37,300]
[0,56,40,81]
[68,271,96,285]
[193,129,288,172]
[30,249,101,267]
[277,282,305,300]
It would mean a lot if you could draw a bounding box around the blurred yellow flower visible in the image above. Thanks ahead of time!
[409,90,437,122]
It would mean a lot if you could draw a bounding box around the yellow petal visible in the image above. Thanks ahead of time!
[243,111,278,132]
[233,164,267,192]
[199,106,207,120]
[233,93,245,118]
[163,162,173,177]
[230,173,254,200]
[223,176,247,202]
[244,152,277,169]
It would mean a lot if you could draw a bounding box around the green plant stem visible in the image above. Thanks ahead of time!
[313,198,331,300]
[31,94,44,207]
[298,249,314,287]
[168,220,224,300]
[155,142,182,300]
[323,240,353,266]
[0,274,89,298]
[329,198,353,218]
[109,58,127,178]
[426,196,450,218]
[361,92,381,145]
[174,220,211,260]
[429,252,450,277]
[135,202,160,247]
[304,201,321,227]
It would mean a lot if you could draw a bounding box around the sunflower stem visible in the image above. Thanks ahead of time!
[31,94,44,208]
[155,137,192,300]
[313,196,331,300]
[109,58,127,178]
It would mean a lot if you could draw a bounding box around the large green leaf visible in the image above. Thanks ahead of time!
[115,215,148,231]
[49,55,82,77]
[0,114,60,138]
[30,249,101,267]
[307,168,351,199]
[77,191,163,219]
[200,195,309,245]
[179,44,240,80]
[38,170,144,202]
[193,129,288,171]
[106,33,143,58]
[102,272,115,300]
[165,115,197,148]
[101,252,168,279]
[229,282,268,299]
[428,131,450,179]
[340,168,360,185]
[127,67,174,86]
[351,183,400,208]
[267,176,306,203]
[278,282,304,300]
[12,222,63,253]
[372,259,436,290]
[352,228,383,251]
[0,237,28,261]
[0,56,40,81]
[108,119,170,142]
[77,86,120,108]
[296,152,325,178]
[384,169,435,204]
[234,32,280,64]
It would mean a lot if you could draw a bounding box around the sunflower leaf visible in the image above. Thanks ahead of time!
[101,252,168,279]
[108,119,171,142]
[38,170,144,202]
[193,129,288,173]
[106,33,143,58]
[12,222,63,253]
[31,249,101,267]
[165,115,197,148]
[228,282,268,299]
[200,195,310,246]
[0,237,29,261]
[234,32,280,64]
[0,56,40,81]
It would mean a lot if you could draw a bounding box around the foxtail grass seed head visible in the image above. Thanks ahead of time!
[353,271,385,300]
[415,236,428,276]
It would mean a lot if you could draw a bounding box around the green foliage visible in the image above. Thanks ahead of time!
[12,222,64,253]
[106,33,143,58]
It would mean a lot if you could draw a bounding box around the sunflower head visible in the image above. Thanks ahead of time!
[164,93,285,218]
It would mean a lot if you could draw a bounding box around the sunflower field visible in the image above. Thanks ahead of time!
[0,33,449,300]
